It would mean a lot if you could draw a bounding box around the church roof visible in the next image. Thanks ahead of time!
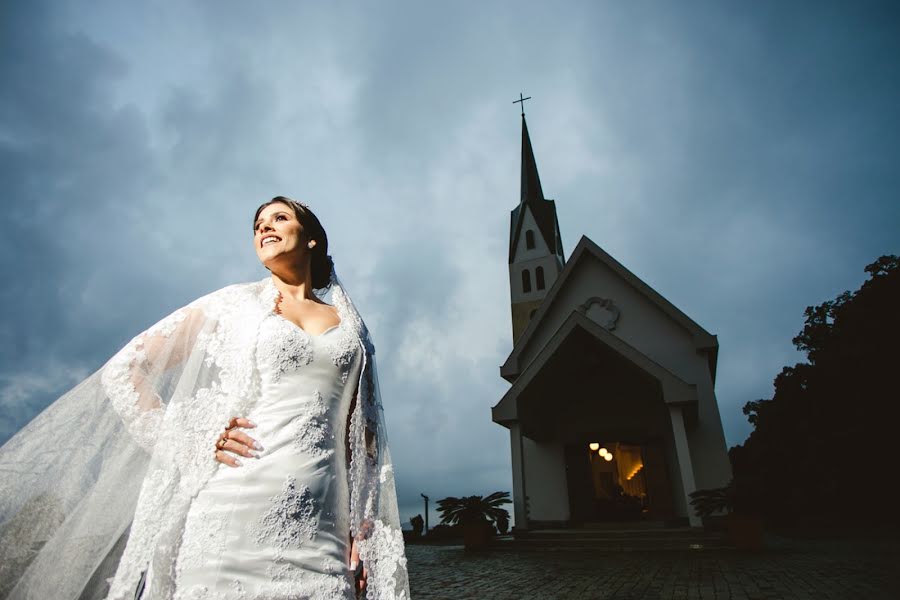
[501,235,719,384]
[492,309,699,428]
[508,115,564,264]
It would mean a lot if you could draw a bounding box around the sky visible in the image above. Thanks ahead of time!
[1,1,898,528]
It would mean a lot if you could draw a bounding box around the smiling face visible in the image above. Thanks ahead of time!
[253,201,312,270]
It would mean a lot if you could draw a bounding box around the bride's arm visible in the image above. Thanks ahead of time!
[100,304,206,452]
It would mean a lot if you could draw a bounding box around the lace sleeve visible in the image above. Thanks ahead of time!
[100,305,205,452]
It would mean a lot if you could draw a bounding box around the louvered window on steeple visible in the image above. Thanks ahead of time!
[536,266,545,290]
[522,269,532,293]
[525,229,535,250]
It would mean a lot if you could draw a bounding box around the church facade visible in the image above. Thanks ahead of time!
[492,115,732,529]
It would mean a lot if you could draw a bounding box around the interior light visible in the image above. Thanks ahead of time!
[603,453,613,462]
[589,443,599,451]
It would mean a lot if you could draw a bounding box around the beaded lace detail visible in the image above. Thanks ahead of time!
[261,278,358,383]
[358,520,409,600]
[175,569,352,600]
[175,490,228,576]
[291,390,333,458]
[255,316,313,383]
[250,476,319,560]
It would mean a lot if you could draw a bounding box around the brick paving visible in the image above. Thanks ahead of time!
[406,538,899,599]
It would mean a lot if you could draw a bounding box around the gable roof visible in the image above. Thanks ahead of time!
[508,115,564,264]
[501,235,719,383]
[492,310,699,426]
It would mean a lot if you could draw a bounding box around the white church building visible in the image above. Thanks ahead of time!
[492,115,732,529]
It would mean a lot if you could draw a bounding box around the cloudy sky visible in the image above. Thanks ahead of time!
[2,1,898,526]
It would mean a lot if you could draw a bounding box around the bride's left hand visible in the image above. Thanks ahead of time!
[349,538,367,595]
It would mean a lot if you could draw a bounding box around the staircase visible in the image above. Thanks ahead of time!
[494,521,732,552]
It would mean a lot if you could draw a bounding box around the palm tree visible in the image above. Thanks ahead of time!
[436,492,511,549]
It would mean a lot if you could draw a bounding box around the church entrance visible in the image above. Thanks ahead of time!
[564,439,673,523]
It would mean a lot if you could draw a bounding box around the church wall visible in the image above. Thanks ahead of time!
[510,206,564,343]
[515,249,733,514]
[509,254,562,303]
[509,206,562,305]
[518,255,699,380]
[686,371,733,491]
[522,436,570,522]
[663,419,690,520]
[513,206,550,263]
[511,300,544,345]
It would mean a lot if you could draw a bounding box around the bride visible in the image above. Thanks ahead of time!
[0,197,410,599]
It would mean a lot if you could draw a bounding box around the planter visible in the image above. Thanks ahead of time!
[462,520,490,550]
[726,513,764,550]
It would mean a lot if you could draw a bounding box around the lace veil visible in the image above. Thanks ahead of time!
[0,269,409,600]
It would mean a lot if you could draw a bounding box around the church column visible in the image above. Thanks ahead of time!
[509,421,528,531]
[668,405,702,528]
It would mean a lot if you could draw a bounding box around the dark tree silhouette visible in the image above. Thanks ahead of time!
[730,255,899,527]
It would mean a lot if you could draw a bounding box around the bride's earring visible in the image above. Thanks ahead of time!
[307,240,316,249]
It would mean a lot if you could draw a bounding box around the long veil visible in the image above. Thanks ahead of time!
[333,270,409,599]
[0,269,409,600]
[0,365,152,600]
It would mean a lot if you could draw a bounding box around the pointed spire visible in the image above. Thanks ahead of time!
[509,108,564,264]
[520,114,545,205]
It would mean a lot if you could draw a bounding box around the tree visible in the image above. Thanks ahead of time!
[730,255,899,526]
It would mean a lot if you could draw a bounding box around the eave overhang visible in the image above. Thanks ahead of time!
[492,310,699,429]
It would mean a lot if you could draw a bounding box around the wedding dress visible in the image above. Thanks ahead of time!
[173,307,363,598]
[0,273,409,600]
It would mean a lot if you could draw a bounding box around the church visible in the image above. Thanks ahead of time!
[491,113,732,530]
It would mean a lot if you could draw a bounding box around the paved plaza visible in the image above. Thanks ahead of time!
[405,537,898,600]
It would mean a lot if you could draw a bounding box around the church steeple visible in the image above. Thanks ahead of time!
[507,106,566,344]
[509,115,564,266]
[520,115,545,205]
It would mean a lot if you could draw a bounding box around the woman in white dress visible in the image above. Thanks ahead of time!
[0,197,410,600]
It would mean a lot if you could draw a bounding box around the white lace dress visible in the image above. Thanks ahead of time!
[171,307,363,600]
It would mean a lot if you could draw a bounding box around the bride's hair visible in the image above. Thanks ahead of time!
[254,196,334,290]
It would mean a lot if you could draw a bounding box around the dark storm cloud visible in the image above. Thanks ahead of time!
[2,0,898,528]
[546,1,900,442]
[0,1,161,441]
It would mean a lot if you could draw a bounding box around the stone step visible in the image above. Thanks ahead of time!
[493,536,733,552]
[515,528,713,539]
[502,527,732,551]
[579,520,672,530]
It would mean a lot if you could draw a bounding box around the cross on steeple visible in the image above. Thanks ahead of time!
[512,93,531,116]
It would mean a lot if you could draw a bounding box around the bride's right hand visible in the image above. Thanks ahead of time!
[214,416,262,467]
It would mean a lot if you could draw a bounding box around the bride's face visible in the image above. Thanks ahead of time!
[253,202,311,269]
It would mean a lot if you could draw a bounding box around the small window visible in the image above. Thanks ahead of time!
[521,269,532,293]
[536,266,545,290]
[525,230,535,250]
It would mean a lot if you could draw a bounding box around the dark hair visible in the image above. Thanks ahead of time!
[253,196,334,290]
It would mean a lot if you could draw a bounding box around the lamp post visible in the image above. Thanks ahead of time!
[420,493,429,536]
